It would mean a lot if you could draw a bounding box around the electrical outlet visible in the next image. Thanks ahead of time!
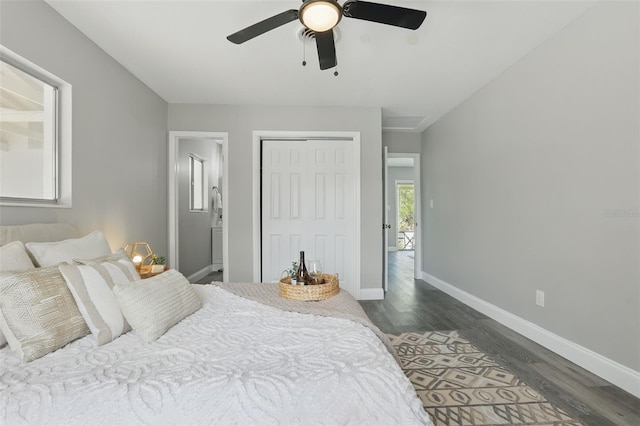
[536,290,545,307]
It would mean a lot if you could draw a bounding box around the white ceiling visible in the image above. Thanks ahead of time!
[46,0,595,131]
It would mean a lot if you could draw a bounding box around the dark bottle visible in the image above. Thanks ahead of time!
[296,251,311,285]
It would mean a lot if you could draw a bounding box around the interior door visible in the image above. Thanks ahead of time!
[261,139,356,296]
[383,146,389,292]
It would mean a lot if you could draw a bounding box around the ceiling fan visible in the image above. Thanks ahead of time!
[227,0,427,71]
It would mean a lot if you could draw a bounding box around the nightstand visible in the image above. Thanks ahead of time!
[139,265,169,279]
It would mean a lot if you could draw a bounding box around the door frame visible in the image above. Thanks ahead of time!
[168,131,229,281]
[386,152,422,278]
[252,130,362,297]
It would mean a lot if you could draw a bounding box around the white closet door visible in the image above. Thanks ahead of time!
[261,139,356,296]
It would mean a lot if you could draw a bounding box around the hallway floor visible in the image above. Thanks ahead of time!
[359,251,640,426]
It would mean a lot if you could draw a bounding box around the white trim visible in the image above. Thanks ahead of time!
[252,135,261,283]
[187,264,214,283]
[221,137,229,281]
[422,271,640,398]
[358,288,385,301]
[387,247,399,252]
[168,131,229,282]
[252,131,361,299]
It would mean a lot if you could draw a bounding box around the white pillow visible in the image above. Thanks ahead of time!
[0,241,35,271]
[0,241,36,347]
[26,231,112,267]
[114,270,202,343]
[59,257,140,345]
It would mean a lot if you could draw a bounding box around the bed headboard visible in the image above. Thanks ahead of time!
[0,223,78,246]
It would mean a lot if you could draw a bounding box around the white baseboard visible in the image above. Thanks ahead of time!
[422,272,640,399]
[187,265,214,283]
[358,287,384,301]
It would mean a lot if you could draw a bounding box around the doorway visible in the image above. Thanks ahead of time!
[384,153,421,290]
[168,131,228,282]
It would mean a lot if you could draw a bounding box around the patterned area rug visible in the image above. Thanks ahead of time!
[388,331,583,426]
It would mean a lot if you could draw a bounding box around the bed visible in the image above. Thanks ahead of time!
[0,223,432,425]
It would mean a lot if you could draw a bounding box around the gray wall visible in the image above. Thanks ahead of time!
[387,166,415,249]
[0,1,168,255]
[168,105,382,288]
[421,1,639,370]
[383,131,421,153]
[178,138,218,278]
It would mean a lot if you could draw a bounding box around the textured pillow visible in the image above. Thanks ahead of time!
[59,256,141,345]
[0,241,35,271]
[114,270,202,343]
[0,241,36,347]
[0,266,90,362]
[25,231,112,267]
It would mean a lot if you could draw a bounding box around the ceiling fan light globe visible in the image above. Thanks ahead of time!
[300,0,342,32]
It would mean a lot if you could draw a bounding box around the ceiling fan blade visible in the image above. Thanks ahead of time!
[342,1,426,30]
[227,9,298,44]
[315,30,337,70]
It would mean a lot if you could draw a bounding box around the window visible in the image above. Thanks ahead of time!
[0,47,71,207]
[396,182,415,250]
[0,59,57,201]
[189,154,207,211]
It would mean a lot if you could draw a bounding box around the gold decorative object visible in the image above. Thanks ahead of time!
[123,242,153,270]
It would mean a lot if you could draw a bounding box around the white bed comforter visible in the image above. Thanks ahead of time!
[0,285,431,425]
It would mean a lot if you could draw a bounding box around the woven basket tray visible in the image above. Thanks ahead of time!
[279,273,339,301]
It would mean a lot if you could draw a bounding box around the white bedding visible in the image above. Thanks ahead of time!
[0,285,431,425]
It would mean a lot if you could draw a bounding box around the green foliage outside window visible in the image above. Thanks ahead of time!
[397,183,415,250]
[398,184,415,232]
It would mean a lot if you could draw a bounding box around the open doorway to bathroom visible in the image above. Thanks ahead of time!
[168,131,228,283]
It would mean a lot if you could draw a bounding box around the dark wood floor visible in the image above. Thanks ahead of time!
[195,270,222,283]
[359,251,640,426]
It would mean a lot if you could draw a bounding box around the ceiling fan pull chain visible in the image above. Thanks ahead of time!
[302,35,307,66]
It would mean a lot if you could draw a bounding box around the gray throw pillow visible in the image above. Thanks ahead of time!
[114,270,202,343]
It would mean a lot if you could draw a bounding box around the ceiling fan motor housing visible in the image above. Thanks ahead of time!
[299,0,343,32]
